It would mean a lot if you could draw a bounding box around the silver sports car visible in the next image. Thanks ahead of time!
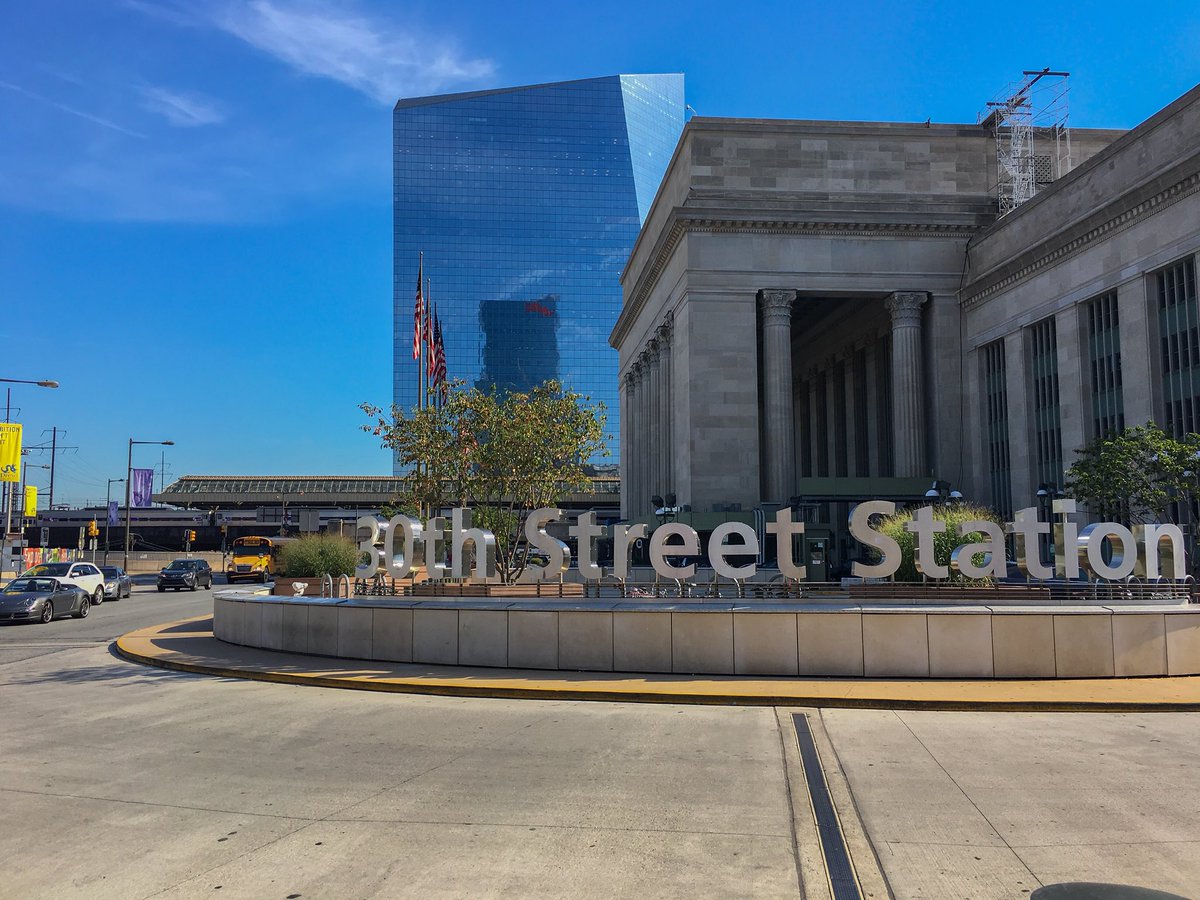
[0,577,90,624]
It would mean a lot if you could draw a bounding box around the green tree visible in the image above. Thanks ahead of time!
[1065,423,1200,524]
[873,503,1004,582]
[361,380,607,582]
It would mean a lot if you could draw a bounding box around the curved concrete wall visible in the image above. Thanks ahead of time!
[212,593,1200,679]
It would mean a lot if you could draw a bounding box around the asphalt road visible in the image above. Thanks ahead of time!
[1,594,1199,898]
[0,579,225,666]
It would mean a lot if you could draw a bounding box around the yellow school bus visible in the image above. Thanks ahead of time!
[227,536,291,583]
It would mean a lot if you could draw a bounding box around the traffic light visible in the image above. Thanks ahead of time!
[189,530,197,543]
[87,519,99,538]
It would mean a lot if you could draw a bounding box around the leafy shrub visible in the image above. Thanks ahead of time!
[280,534,359,578]
[874,503,1004,582]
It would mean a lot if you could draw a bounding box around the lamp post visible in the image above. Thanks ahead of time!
[124,439,173,571]
[924,480,964,505]
[1,377,59,423]
[1035,483,1064,567]
[651,493,679,526]
[104,478,125,566]
[0,379,57,577]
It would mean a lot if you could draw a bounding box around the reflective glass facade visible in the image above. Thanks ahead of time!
[392,75,685,470]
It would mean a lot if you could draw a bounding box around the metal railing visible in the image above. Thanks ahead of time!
[336,574,1199,604]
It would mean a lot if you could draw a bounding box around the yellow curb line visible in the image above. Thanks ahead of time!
[114,618,1200,711]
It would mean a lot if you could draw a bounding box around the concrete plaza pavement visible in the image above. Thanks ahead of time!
[1,616,1199,897]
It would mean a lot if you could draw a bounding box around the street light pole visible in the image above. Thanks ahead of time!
[0,378,57,577]
[124,439,174,571]
[104,478,124,566]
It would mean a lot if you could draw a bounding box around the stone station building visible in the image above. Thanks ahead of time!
[612,84,1200,573]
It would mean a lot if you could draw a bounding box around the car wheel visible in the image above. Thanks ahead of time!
[92,587,104,606]
[189,581,198,592]
[157,586,165,593]
[39,601,54,624]
[125,585,131,598]
[76,595,90,619]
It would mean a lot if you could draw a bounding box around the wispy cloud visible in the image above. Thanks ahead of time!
[204,0,494,103]
[140,85,227,127]
[1,80,146,139]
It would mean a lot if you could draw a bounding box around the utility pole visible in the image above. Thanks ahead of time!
[25,429,77,512]
[48,426,56,509]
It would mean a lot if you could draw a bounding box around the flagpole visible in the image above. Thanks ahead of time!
[429,278,434,412]
[415,251,424,411]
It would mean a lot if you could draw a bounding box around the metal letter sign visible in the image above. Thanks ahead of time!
[357,504,1187,585]
[0,423,21,483]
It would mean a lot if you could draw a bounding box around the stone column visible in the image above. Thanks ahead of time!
[629,361,643,517]
[825,361,838,476]
[657,318,674,497]
[759,289,798,502]
[808,378,821,477]
[864,341,879,477]
[1118,275,1154,425]
[620,371,632,518]
[886,291,929,478]
[646,338,662,502]
[638,355,650,516]
[844,353,859,477]
[640,350,652,515]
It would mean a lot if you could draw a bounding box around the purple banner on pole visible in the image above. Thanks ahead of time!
[107,500,119,526]
[131,468,154,508]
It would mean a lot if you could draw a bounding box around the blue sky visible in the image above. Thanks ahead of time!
[1,0,1197,506]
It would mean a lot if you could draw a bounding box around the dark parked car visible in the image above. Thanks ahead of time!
[99,565,132,600]
[157,559,213,592]
[0,577,90,623]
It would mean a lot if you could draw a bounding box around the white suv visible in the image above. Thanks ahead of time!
[20,562,107,605]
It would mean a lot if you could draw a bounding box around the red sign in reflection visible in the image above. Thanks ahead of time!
[524,300,555,318]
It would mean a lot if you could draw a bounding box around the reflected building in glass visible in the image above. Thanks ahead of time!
[392,74,685,471]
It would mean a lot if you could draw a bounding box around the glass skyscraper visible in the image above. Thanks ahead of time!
[392,74,685,470]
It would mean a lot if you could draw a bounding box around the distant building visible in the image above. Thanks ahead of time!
[392,74,685,469]
[477,295,560,394]
[613,82,1200,574]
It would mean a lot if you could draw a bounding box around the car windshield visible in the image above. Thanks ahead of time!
[24,564,71,576]
[100,567,122,577]
[4,579,56,593]
[167,561,196,570]
[233,545,267,556]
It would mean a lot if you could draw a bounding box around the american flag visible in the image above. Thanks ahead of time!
[425,297,436,380]
[412,256,424,361]
[433,312,447,388]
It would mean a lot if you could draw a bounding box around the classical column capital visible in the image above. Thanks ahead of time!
[656,314,673,347]
[885,291,928,327]
[645,336,660,365]
[759,289,797,326]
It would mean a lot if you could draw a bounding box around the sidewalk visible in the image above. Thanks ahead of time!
[117,617,1200,710]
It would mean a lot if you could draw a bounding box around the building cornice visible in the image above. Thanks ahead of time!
[961,168,1200,308]
[610,213,977,347]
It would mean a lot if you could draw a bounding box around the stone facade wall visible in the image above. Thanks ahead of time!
[612,105,1143,521]
[962,84,1200,515]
